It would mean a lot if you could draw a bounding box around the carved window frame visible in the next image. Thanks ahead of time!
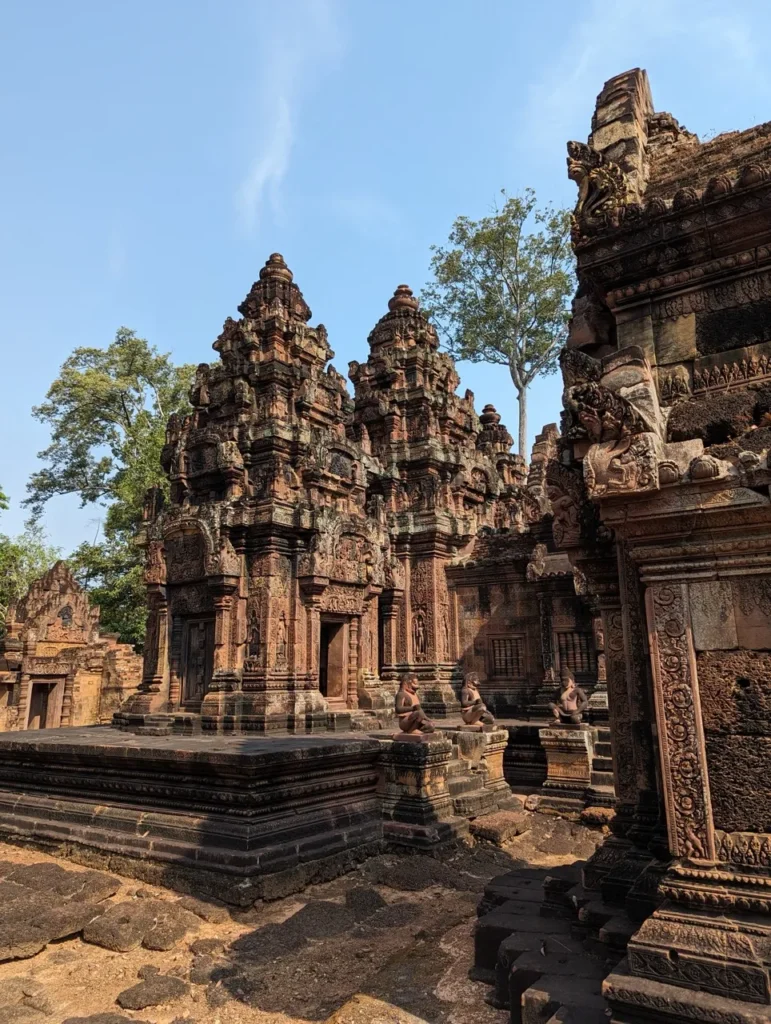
[487,633,526,679]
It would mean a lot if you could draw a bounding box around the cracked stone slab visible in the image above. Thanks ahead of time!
[83,899,199,952]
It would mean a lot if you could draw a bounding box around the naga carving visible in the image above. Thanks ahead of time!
[567,140,634,240]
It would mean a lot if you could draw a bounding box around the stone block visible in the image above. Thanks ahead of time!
[615,312,656,366]
[732,579,771,649]
[538,726,592,817]
[654,313,697,365]
[689,580,738,650]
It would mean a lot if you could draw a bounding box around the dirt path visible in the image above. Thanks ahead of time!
[0,814,601,1024]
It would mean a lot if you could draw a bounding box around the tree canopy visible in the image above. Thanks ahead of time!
[421,189,575,457]
[26,329,195,647]
[0,518,60,633]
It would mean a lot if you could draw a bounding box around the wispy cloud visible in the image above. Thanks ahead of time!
[524,0,770,151]
[236,0,344,234]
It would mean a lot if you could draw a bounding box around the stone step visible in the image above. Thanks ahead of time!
[584,785,615,811]
[474,906,573,974]
[591,755,612,771]
[490,929,585,1009]
[478,872,549,917]
[598,913,637,952]
[448,775,484,797]
[578,899,616,934]
[593,741,612,758]
[517,970,607,1024]
[453,789,499,818]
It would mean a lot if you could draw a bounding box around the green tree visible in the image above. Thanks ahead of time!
[421,189,575,458]
[25,328,195,647]
[0,520,60,632]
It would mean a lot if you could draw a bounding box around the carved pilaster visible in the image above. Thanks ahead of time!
[645,582,715,862]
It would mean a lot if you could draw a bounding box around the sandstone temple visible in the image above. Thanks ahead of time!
[120,252,598,737]
[0,68,769,1024]
[0,562,141,730]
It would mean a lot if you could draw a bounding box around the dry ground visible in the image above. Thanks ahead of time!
[0,813,601,1024]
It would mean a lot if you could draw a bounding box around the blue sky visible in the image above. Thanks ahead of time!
[2,0,771,551]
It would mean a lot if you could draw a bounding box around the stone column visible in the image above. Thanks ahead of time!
[347,616,359,709]
[379,592,399,684]
[60,671,76,727]
[209,589,237,689]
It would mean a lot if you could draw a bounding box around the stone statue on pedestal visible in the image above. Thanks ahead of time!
[549,668,588,725]
[395,673,435,734]
[460,672,495,726]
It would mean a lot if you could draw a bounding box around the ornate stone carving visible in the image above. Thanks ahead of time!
[647,583,714,861]
[567,140,634,240]
[584,434,659,498]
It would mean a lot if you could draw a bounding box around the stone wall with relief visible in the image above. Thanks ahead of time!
[691,578,771,836]
[563,66,771,1021]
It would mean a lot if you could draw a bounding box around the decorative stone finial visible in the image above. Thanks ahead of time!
[388,285,420,313]
[260,253,293,283]
[238,253,311,323]
[480,404,501,427]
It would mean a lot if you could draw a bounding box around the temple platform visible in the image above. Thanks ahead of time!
[0,726,383,905]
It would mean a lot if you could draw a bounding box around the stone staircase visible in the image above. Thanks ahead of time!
[585,726,615,809]
[446,745,501,818]
[473,862,639,1023]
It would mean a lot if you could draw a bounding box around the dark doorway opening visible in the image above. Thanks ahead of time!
[319,620,346,702]
[181,617,215,706]
[28,682,55,729]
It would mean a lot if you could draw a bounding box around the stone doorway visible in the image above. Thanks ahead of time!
[27,680,62,729]
[319,619,347,704]
[181,617,214,707]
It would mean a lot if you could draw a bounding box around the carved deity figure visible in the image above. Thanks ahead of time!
[276,613,288,664]
[247,613,260,658]
[412,611,427,662]
[395,673,435,734]
[460,672,494,726]
[549,668,589,725]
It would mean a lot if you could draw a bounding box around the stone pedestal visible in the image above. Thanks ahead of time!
[476,727,521,809]
[538,724,592,818]
[378,733,468,849]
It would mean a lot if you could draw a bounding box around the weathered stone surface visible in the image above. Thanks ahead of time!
[469,811,530,845]
[689,581,738,651]
[63,1017,153,1024]
[188,952,237,986]
[177,895,229,924]
[116,967,189,1010]
[83,899,199,952]
[0,861,114,961]
[0,977,54,1018]
[566,66,771,1023]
